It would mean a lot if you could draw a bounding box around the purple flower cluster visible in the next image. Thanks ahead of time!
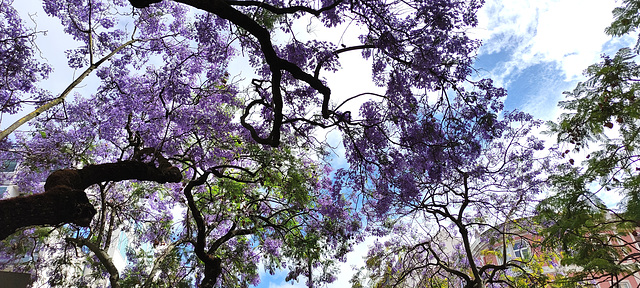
[0,1,51,114]
[0,0,561,287]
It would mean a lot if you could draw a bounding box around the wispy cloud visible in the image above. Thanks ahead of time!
[470,0,634,120]
[475,0,622,82]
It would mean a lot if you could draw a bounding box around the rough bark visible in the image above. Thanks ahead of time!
[0,160,182,240]
[183,170,256,288]
[200,257,223,288]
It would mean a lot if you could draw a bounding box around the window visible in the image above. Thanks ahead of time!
[0,160,17,173]
[632,231,640,248]
[117,231,129,261]
[513,239,531,260]
[613,281,631,288]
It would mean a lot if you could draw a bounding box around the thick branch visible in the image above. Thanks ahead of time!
[227,0,344,16]
[169,0,332,146]
[0,186,96,240]
[208,222,254,254]
[44,160,182,191]
[0,159,181,240]
[183,172,222,288]
[183,172,256,288]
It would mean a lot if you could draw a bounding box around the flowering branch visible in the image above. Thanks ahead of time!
[0,39,137,141]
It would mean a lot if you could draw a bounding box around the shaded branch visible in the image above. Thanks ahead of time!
[227,0,344,16]
[169,0,332,146]
[183,171,257,287]
[0,159,182,240]
[183,172,222,288]
[314,44,376,78]
[209,222,254,254]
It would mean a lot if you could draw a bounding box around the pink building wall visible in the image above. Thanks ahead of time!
[476,232,640,287]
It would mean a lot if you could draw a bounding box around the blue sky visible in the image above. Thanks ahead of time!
[4,0,635,287]
[257,0,636,287]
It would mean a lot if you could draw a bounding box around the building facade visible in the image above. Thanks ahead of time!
[472,220,640,288]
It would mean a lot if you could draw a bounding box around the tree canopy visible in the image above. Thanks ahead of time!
[538,0,640,286]
[1,0,634,287]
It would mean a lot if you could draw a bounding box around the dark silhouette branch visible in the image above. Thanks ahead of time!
[161,0,333,147]
[0,158,182,240]
[227,0,344,16]
[183,171,257,288]
[183,172,222,288]
[314,44,376,78]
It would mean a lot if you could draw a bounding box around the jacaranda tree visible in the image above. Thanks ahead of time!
[0,0,556,287]
[346,104,552,288]
[0,0,358,287]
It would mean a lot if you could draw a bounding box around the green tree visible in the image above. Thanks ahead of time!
[540,1,640,286]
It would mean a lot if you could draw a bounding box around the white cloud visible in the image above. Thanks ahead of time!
[326,237,377,287]
[475,0,623,82]
[468,0,638,121]
[528,0,619,79]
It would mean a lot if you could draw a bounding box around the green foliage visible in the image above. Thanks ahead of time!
[541,1,640,284]
[253,8,281,30]
[606,0,640,52]
[120,246,194,288]
[549,48,640,153]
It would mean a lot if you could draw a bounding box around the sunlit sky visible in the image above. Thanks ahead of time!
[4,0,634,287]
[257,0,634,287]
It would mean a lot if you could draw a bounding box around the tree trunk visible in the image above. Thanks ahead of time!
[200,257,222,288]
